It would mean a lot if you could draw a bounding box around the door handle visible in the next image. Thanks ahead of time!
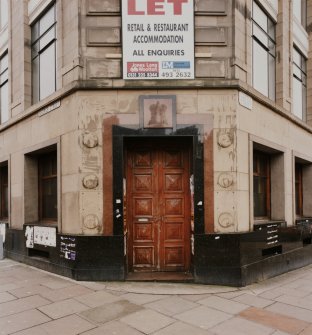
[138,218,149,222]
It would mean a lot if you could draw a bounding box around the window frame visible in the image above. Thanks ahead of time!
[38,151,57,223]
[0,164,8,221]
[293,0,307,29]
[292,46,307,121]
[253,150,271,220]
[0,0,8,30]
[0,52,8,124]
[295,163,303,217]
[31,3,57,104]
[252,1,276,100]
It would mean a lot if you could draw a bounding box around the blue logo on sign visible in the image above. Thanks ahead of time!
[162,61,190,69]
[162,61,174,69]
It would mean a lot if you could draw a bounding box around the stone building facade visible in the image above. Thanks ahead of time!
[0,0,312,286]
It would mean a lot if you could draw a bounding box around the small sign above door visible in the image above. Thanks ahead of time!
[139,95,176,129]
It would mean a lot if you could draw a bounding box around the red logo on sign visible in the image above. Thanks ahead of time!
[127,62,159,73]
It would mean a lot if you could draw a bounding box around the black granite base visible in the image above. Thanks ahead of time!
[5,228,125,281]
[5,222,312,286]
[194,222,312,286]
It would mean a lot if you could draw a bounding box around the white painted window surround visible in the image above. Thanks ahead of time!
[259,0,278,22]
[28,0,54,25]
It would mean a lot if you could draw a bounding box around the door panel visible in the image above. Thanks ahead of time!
[126,140,190,272]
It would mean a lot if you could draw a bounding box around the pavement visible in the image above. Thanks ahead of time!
[1,260,312,335]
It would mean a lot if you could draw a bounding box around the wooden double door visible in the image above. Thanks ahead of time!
[125,139,191,272]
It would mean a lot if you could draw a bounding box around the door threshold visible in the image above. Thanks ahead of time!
[126,272,194,283]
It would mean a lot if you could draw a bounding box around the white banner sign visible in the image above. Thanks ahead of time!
[122,0,194,80]
[34,226,56,247]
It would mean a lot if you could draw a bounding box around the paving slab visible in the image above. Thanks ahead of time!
[38,298,89,319]
[275,294,312,311]
[0,292,16,303]
[105,281,238,295]
[9,284,54,299]
[80,299,143,324]
[78,281,108,291]
[80,320,144,335]
[299,324,312,335]
[120,308,174,334]
[153,321,215,335]
[0,276,18,285]
[283,279,312,293]
[239,307,308,335]
[0,294,50,318]
[22,314,96,335]
[39,284,93,302]
[233,293,274,308]
[265,302,312,323]
[74,290,122,308]
[216,291,245,299]
[210,316,274,335]
[179,293,212,302]
[197,295,249,314]
[41,278,76,290]
[174,305,232,329]
[145,296,198,316]
[122,292,168,305]
[0,309,51,335]
[0,283,19,293]
[1,259,312,335]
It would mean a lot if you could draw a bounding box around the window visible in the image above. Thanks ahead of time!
[253,151,271,219]
[0,0,8,29]
[0,52,8,124]
[293,47,306,121]
[38,152,57,222]
[295,163,303,217]
[31,4,56,103]
[0,164,8,220]
[293,0,307,29]
[252,1,276,100]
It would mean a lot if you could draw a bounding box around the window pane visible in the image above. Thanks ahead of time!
[293,76,303,119]
[268,18,275,40]
[254,176,268,217]
[253,24,268,47]
[302,81,306,121]
[41,178,57,219]
[267,0,278,12]
[32,56,39,103]
[41,154,56,177]
[31,21,39,42]
[253,40,268,97]
[253,2,268,31]
[32,42,39,60]
[293,48,301,66]
[293,0,302,22]
[39,151,57,221]
[268,39,275,56]
[0,0,8,29]
[39,26,55,50]
[39,5,55,35]
[268,54,275,100]
[0,52,8,73]
[31,4,57,104]
[0,165,8,219]
[3,183,8,218]
[295,164,303,216]
[0,68,7,85]
[39,43,55,100]
[0,81,8,123]
[301,0,307,28]
[293,64,301,79]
